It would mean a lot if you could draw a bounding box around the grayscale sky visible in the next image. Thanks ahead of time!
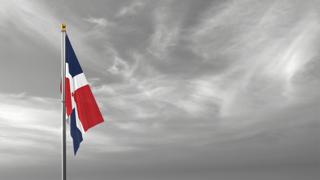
[0,0,319,180]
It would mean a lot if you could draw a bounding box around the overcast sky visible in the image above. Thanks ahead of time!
[0,0,319,180]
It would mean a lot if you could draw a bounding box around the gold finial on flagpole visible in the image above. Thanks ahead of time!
[61,23,66,32]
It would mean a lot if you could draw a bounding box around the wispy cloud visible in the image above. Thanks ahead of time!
[84,17,113,28]
[147,6,180,58]
[116,1,145,17]
[0,93,60,166]
[0,0,60,47]
[0,93,135,166]
[0,0,113,73]
[186,0,320,116]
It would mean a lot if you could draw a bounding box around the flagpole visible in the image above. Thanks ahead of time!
[61,23,67,180]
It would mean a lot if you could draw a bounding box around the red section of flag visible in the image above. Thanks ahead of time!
[74,85,104,131]
[65,77,73,116]
[60,78,73,117]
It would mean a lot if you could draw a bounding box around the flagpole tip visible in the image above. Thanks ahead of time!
[61,24,66,32]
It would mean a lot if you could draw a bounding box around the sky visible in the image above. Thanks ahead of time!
[0,0,319,179]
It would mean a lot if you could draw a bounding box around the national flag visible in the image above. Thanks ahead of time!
[64,34,104,154]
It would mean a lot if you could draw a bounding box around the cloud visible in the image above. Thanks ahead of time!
[0,93,137,166]
[116,1,145,17]
[147,5,180,58]
[182,0,320,116]
[84,17,114,28]
[0,93,60,166]
[0,0,113,74]
[0,0,60,47]
[108,56,131,76]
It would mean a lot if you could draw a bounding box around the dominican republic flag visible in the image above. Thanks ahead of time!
[64,34,104,154]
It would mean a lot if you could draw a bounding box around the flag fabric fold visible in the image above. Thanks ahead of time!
[64,34,104,154]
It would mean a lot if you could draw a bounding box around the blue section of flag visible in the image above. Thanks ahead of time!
[66,35,83,77]
[70,109,83,155]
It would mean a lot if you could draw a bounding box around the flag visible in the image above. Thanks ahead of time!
[64,34,104,154]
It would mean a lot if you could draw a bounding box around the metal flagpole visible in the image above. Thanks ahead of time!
[61,23,67,180]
